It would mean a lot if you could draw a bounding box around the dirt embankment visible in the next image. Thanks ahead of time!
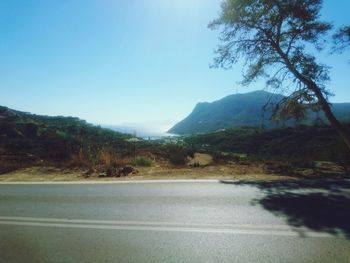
[0,162,293,182]
[1,152,347,182]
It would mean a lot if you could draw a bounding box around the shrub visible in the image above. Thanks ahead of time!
[187,147,196,158]
[169,152,187,166]
[100,148,115,167]
[115,158,128,167]
[133,156,152,167]
[69,152,90,167]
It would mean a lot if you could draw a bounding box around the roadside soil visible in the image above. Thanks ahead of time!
[0,162,294,182]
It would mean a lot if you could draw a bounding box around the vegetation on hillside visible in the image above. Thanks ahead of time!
[0,106,132,173]
[1,105,349,177]
[184,125,350,164]
[0,105,194,174]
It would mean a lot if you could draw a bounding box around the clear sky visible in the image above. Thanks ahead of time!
[1,0,349,131]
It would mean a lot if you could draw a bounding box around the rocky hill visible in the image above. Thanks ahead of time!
[168,90,350,134]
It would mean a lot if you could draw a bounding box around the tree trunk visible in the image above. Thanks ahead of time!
[311,86,350,151]
[296,78,350,152]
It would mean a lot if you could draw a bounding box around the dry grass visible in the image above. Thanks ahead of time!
[68,148,91,167]
[99,148,115,167]
[0,166,85,182]
[0,162,294,182]
[0,156,28,174]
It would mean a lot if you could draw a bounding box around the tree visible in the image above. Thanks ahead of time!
[209,0,350,150]
[333,25,350,54]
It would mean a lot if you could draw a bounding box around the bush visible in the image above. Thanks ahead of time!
[99,148,116,167]
[169,152,187,166]
[133,156,152,167]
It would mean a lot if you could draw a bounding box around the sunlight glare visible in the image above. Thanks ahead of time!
[155,0,198,13]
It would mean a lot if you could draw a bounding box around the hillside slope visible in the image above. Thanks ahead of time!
[0,106,131,173]
[168,90,350,134]
[184,125,350,163]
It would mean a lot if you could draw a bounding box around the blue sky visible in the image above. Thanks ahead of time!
[1,0,349,131]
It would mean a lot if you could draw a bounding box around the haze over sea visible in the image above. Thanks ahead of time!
[102,122,177,139]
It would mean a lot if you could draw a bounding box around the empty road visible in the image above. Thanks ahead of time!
[0,180,349,263]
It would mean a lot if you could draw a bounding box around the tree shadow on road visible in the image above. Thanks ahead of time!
[220,180,350,238]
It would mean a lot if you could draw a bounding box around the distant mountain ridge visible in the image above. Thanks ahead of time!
[168,90,350,135]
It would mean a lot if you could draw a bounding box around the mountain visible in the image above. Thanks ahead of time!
[168,90,350,135]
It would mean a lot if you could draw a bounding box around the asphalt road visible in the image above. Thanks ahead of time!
[0,180,349,263]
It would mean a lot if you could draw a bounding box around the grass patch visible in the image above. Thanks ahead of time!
[133,156,152,167]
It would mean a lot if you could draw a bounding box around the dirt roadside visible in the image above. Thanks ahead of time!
[0,163,295,182]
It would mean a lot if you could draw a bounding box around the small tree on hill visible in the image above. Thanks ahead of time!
[209,0,350,150]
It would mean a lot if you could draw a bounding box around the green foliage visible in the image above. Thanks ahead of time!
[0,106,132,171]
[169,152,187,166]
[2,104,349,174]
[133,156,152,167]
[151,144,188,166]
[333,26,350,53]
[209,0,332,90]
[137,142,189,166]
[184,124,350,163]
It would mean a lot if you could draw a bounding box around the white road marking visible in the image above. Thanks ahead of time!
[0,216,291,229]
[0,216,339,238]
